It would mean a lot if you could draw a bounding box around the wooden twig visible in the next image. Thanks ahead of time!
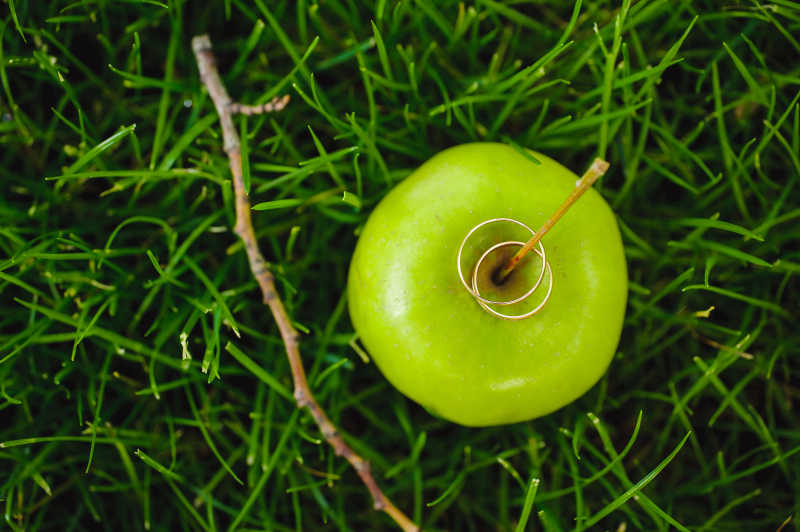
[230,95,291,116]
[192,35,419,532]
[495,158,610,283]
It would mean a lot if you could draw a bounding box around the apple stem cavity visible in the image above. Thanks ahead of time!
[192,35,419,532]
[495,157,610,283]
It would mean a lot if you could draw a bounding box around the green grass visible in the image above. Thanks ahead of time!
[1,0,799,530]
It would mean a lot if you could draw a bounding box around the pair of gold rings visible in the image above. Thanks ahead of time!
[456,218,553,320]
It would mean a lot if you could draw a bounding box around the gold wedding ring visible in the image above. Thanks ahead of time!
[456,218,553,320]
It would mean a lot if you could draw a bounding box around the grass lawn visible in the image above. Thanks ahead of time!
[1,1,799,530]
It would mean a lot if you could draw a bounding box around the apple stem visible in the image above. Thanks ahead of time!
[494,158,610,284]
[193,36,419,532]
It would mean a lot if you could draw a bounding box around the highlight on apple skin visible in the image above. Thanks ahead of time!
[347,143,627,427]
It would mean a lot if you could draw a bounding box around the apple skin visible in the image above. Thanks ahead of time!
[347,143,627,427]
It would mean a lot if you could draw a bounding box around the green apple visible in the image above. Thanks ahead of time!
[347,143,627,426]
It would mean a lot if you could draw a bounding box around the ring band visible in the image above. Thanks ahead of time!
[471,241,553,320]
[457,218,553,320]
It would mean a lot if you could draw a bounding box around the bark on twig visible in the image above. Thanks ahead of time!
[192,35,419,532]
